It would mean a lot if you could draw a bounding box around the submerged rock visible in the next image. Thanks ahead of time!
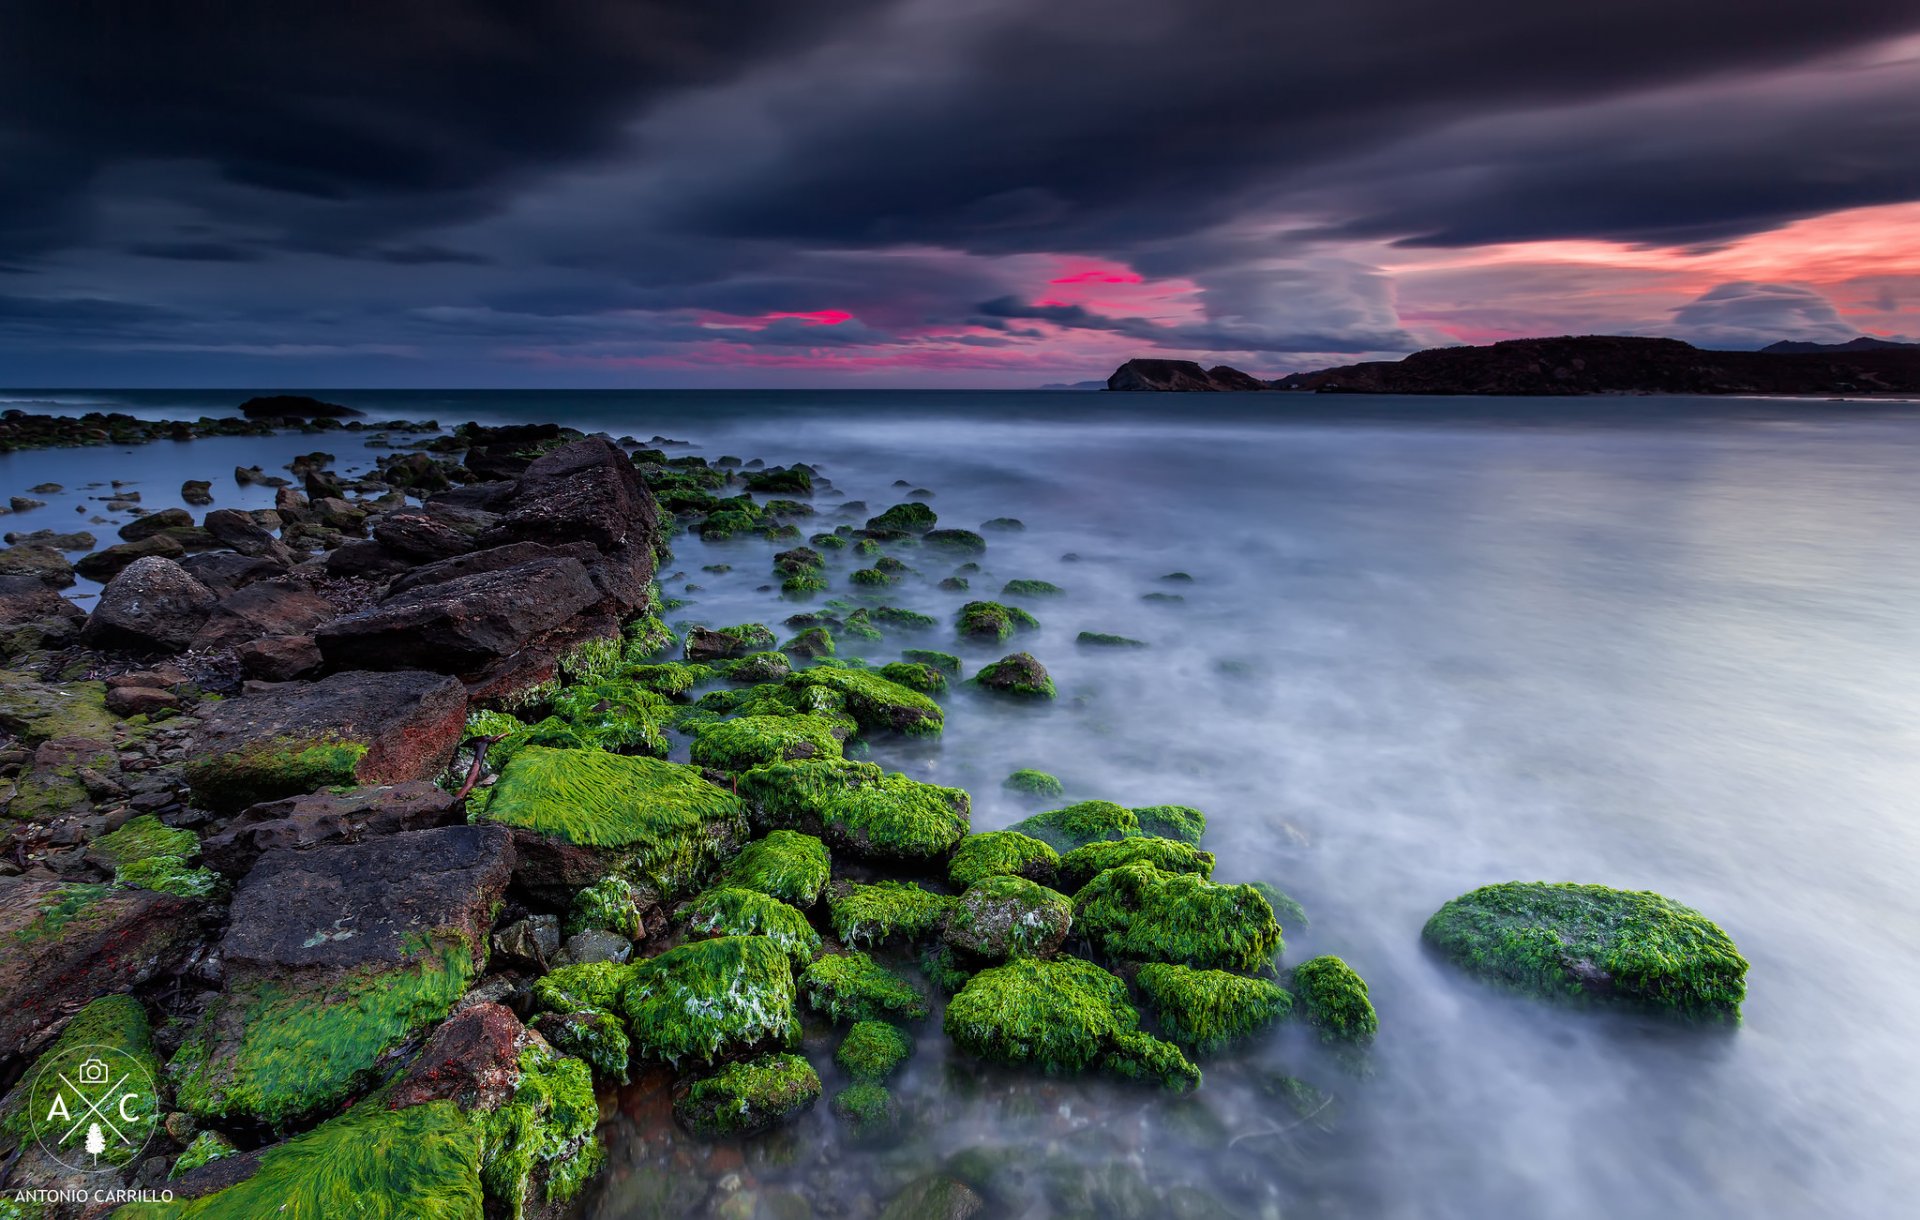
[836,1019,912,1083]
[954,600,1037,642]
[1422,881,1748,1020]
[675,1051,821,1139]
[620,935,801,1067]
[943,956,1194,1089]
[1003,768,1063,799]
[801,951,930,1023]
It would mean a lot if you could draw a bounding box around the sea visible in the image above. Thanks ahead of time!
[6,388,1920,1219]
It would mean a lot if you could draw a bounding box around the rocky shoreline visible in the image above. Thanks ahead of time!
[0,405,1748,1219]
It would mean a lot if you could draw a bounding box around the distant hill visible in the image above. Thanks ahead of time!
[1760,337,1919,354]
[1106,336,1920,396]
[1036,379,1108,391]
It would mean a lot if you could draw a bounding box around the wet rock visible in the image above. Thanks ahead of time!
[492,913,562,971]
[386,1000,526,1112]
[878,1174,986,1220]
[8,496,45,512]
[171,824,513,1125]
[676,1052,821,1138]
[310,496,368,534]
[971,651,1056,699]
[201,508,295,564]
[179,549,287,593]
[0,542,77,585]
[235,632,324,681]
[238,393,361,420]
[81,555,219,653]
[0,573,82,628]
[324,537,418,578]
[685,623,777,662]
[557,928,633,966]
[200,780,461,876]
[944,875,1072,961]
[371,508,482,561]
[74,533,186,581]
[105,684,181,716]
[181,479,214,506]
[185,668,467,811]
[1071,862,1282,972]
[477,435,661,609]
[463,422,567,480]
[7,735,118,819]
[118,506,195,541]
[190,579,337,650]
[3,528,93,549]
[742,759,968,864]
[386,539,598,597]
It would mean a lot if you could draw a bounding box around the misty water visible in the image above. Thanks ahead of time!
[8,389,1920,1218]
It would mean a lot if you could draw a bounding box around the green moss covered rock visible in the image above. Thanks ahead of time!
[866,502,936,534]
[1291,955,1379,1045]
[684,623,777,662]
[947,830,1060,888]
[942,956,1134,1076]
[740,759,969,864]
[781,626,835,658]
[621,936,800,1067]
[566,875,643,939]
[684,887,822,970]
[944,875,1072,961]
[1135,963,1292,1054]
[1001,579,1063,597]
[972,652,1054,698]
[876,661,947,693]
[88,814,196,869]
[1072,863,1282,972]
[900,649,960,672]
[1422,881,1747,1020]
[1003,769,1063,799]
[689,713,845,771]
[923,528,987,554]
[1009,800,1139,852]
[1132,804,1206,845]
[835,1020,912,1083]
[727,651,792,682]
[718,830,831,906]
[801,952,930,1023]
[828,881,953,948]
[1,995,160,1172]
[1102,1030,1202,1092]
[784,667,943,737]
[533,1009,630,1083]
[831,1082,898,1138]
[955,601,1038,642]
[1056,838,1214,892]
[1077,631,1146,648]
[676,1052,821,1139]
[477,1041,602,1219]
[532,960,629,1016]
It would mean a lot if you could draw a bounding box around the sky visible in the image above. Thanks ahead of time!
[2,1,1919,388]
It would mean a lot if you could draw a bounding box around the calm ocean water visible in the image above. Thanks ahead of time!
[7,388,1920,1218]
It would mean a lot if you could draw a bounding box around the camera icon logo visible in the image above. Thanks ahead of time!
[76,1057,112,1086]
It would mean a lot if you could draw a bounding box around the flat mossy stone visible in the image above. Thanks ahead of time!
[1072,862,1282,973]
[1135,963,1292,1054]
[1008,800,1139,852]
[472,746,748,895]
[688,714,845,772]
[944,875,1072,961]
[675,1052,821,1139]
[800,952,930,1023]
[923,529,987,554]
[532,960,630,1017]
[1056,838,1214,892]
[0,672,117,743]
[942,956,1137,1076]
[717,830,831,906]
[116,854,223,899]
[947,830,1059,889]
[620,936,801,1067]
[866,502,936,534]
[1000,579,1063,597]
[783,667,943,737]
[835,1020,912,1083]
[827,881,953,948]
[1421,881,1747,1021]
[1076,631,1146,648]
[684,888,822,971]
[739,759,969,864]
[1291,955,1379,1045]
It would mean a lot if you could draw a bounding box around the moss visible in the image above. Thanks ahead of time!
[116,854,223,899]
[478,1043,602,1219]
[1003,769,1063,799]
[532,961,630,1016]
[1000,579,1063,597]
[171,936,477,1127]
[119,1100,485,1220]
[854,538,882,557]
[937,576,970,592]
[800,952,930,1023]
[809,532,848,549]
[718,830,832,906]
[920,946,973,995]
[1056,838,1214,892]
[740,758,969,864]
[923,529,987,554]
[556,636,624,684]
[90,814,197,868]
[835,1020,912,1083]
[780,626,835,658]
[620,936,800,1067]
[828,881,953,948]
[1132,804,1206,845]
[846,566,895,588]
[1076,631,1146,648]
[1141,591,1185,604]
[1135,963,1292,1054]
[955,601,1037,642]
[866,502,936,534]
[866,607,932,632]
[1291,956,1379,1045]
[684,888,821,971]
[170,1130,238,1179]
[689,713,845,772]
[8,882,109,946]
[839,609,885,641]
[624,663,714,698]
[185,736,369,812]
[876,661,946,693]
[945,875,1072,961]
[676,1052,821,1139]
[942,957,1137,1076]
[535,1010,630,1083]
[726,652,793,684]
[972,652,1056,699]
[1008,800,1140,852]
[830,1083,897,1137]
[690,623,779,659]
[566,875,641,938]
[781,572,829,596]
[0,674,117,742]
[900,649,960,673]
[947,831,1060,888]
[1250,882,1310,931]
[472,746,747,895]
[622,611,677,663]
[1421,881,1747,1021]
[785,667,943,736]
[1072,863,1282,973]
[1,995,159,1168]
[1101,1031,1201,1092]
[744,466,813,494]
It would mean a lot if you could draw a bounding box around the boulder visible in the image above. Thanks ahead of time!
[386,540,599,597]
[190,580,337,650]
[675,1052,821,1138]
[971,651,1056,699]
[179,550,287,594]
[184,668,467,811]
[324,538,417,579]
[478,436,660,610]
[182,479,214,506]
[6,734,119,819]
[74,534,186,581]
[0,542,77,586]
[104,684,180,716]
[235,633,324,681]
[371,509,482,562]
[0,876,201,1058]
[81,555,219,653]
[0,573,81,627]
[200,780,461,876]
[170,824,514,1126]
[238,393,361,420]
[117,507,196,542]
[943,875,1073,961]
[201,508,295,565]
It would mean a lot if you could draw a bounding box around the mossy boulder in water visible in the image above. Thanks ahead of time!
[688,713,845,771]
[901,648,961,672]
[1291,955,1378,1045]
[1008,800,1139,852]
[781,625,835,658]
[676,1052,822,1139]
[727,650,792,682]
[972,652,1055,699]
[1056,837,1214,892]
[866,502,936,534]
[948,830,1060,888]
[1003,768,1063,799]
[685,623,777,662]
[923,528,987,554]
[620,936,801,1067]
[955,600,1038,642]
[836,1020,912,1083]
[783,666,943,736]
[802,952,931,1023]
[740,759,969,863]
[1072,862,1282,972]
[718,830,831,906]
[944,875,1072,961]
[1422,881,1747,1021]
[1135,963,1292,1054]
[472,746,748,896]
[1132,804,1206,844]
[828,880,954,948]
[684,887,822,971]
[877,660,947,693]
[943,956,1192,1088]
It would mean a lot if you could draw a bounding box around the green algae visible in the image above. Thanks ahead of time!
[116,854,223,899]
[866,502,936,534]
[900,649,960,672]
[1101,1030,1202,1092]
[1003,769,1063,799]
[169,1130,238,1179]
[876,661,946,693]
[1056,838,1215,892]
[1421,881,1747,1021]
[727,651,793,682]
[532,961,630,1016]
[945,875,1072,961]
[676,1052,821,1139]
[971,652,1056,698]
[849,567,897,587]
[920,945,973,995]
[620,936,800,1067]
[1,995,159,1169]
[1008,800,1139,852]
[1131,804,1207,845]
[1134,963,1292,1054]
[0,673,116,742]
[835,1020,912,1083]
[827,881,954,948]
[566,875,642,939]
[185,736,369,812]
[780,626,836,658]
[1076,631,1147,648]
[479,1043,602,1220]
[718,830,832,906]
[739,759,970,863]
[90,814,196,869]
[1000,579,1063,597]
[1072,863,1282,973]
[782,571,830,596]
[830,1082,897,1137]
[536,1010,630,1083]
[839,608,885,640]
[871,606,937,631]
[947,830,1060,888]
[809,532,848,549]
[922,528,987,554]
[955,601,1038,642]
[800,952,930,1023]
[943,956,1136,1077]
[689,713,845,772]
[1291,955,1379,1045]
[623,662,715,698]
[685,887,822,971]
[9,882,109,946]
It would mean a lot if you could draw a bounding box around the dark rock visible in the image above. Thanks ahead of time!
[387,1001,528,1112]
[118,507,196,542]
[478,436,659,604]
[81,556,219,653]
[0,543,77,586]
[274,487,311,523]
[105,685,181,716]
[235,633,324,681]
[8,496,45,512]
[324,538,417,578]
[0,574,82,626]
[179,550,287,594]
[182,479,214,506]
[386,540,599,598]
[7,735,118,820]
[75,534,186,581]
[463,423,565,480]
[310,496,367,533]
[184,669,467,811]
[200,780,461,876]
[1107,359,1269,392]
[238,394,361,420]
[191,580,337,650]
[491,913,562,972]
[557,929,632,966]
[3,528,93,549]
[370,510,480,561]
[201,508,295,564]
[426,479,520,512]
[878,1175,986,1220]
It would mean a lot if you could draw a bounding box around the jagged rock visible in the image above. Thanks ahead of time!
[371,509,482,562]
[1107,358,1270,392]
[235,633,323,681]
[179,550,286,594]
[201,508,295,564]
[190,580,336,650]
[477,436,660,610]
[182,479,214,506]
[324,538,418,578]
[118,507,195,542]
[463,422,566,480]
[386,540,601,598]
[0,574,81,628]
[104,684,180,716]
[492,913,562,971]
[74,534,186,581]
[200,780,461,876]
[185,669,467,811]
[81,555,219,653]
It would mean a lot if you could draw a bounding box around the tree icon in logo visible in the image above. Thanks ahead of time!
[26,1043,159,1173]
